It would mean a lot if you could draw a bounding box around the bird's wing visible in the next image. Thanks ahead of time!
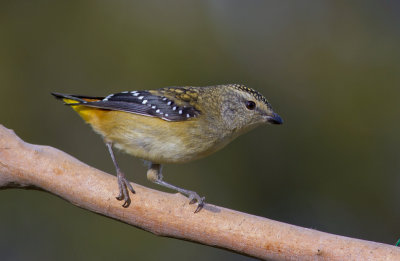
[69,90,201,122]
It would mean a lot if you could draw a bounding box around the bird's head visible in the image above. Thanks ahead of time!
[216,84,283,135]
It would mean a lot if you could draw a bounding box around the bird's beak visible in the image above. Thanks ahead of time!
[267,112,283,124]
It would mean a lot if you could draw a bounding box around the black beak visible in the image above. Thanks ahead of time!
[267,113,283,124]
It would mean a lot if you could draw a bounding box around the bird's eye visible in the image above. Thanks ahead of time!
[245,101,256,110]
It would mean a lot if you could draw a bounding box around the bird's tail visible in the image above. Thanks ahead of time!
[51,92,104,104]
[51,92,109,123]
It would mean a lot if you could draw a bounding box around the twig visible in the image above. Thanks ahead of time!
[0,124,398,260]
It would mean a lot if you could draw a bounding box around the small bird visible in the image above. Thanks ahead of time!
[52,84,282,212]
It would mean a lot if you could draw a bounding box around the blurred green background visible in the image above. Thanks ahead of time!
[1,1,400,260]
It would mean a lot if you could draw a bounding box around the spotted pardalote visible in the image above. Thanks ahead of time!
[52,84,283,212]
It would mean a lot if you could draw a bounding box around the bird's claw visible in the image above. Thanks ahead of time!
[188,192,205,213]
[116,172,135,208]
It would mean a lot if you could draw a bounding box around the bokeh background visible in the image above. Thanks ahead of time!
[1,1,400,260]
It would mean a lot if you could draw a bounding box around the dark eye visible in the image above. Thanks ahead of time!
[245,101,256,110]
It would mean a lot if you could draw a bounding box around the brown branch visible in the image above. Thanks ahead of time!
[0,124,399,260]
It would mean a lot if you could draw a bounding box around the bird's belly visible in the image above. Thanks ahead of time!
[95,112,221,164]
[113,136,199,164]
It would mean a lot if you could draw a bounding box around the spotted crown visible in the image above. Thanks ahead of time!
[227,84,270,106]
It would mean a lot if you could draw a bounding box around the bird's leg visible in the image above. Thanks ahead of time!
[146,163,205,213]
[106,142,135,208]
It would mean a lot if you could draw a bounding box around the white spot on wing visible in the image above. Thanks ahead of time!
[103,94,114,101]
[167,101,172,105]
[156,109,160,113]
[172,106,177,111]
[179,110,183,114]
[138,96,144,100]
[152,105,156,109]
[142,100,147,104]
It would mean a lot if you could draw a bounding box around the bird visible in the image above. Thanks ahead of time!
[52,84,283,212]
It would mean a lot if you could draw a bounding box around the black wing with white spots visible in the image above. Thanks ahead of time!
[77,91,200,121]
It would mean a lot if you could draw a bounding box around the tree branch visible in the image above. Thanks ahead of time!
[0,124,398,260]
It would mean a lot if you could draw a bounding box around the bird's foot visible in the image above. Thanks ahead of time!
[188,191,205,213]
[116,171,135,208]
